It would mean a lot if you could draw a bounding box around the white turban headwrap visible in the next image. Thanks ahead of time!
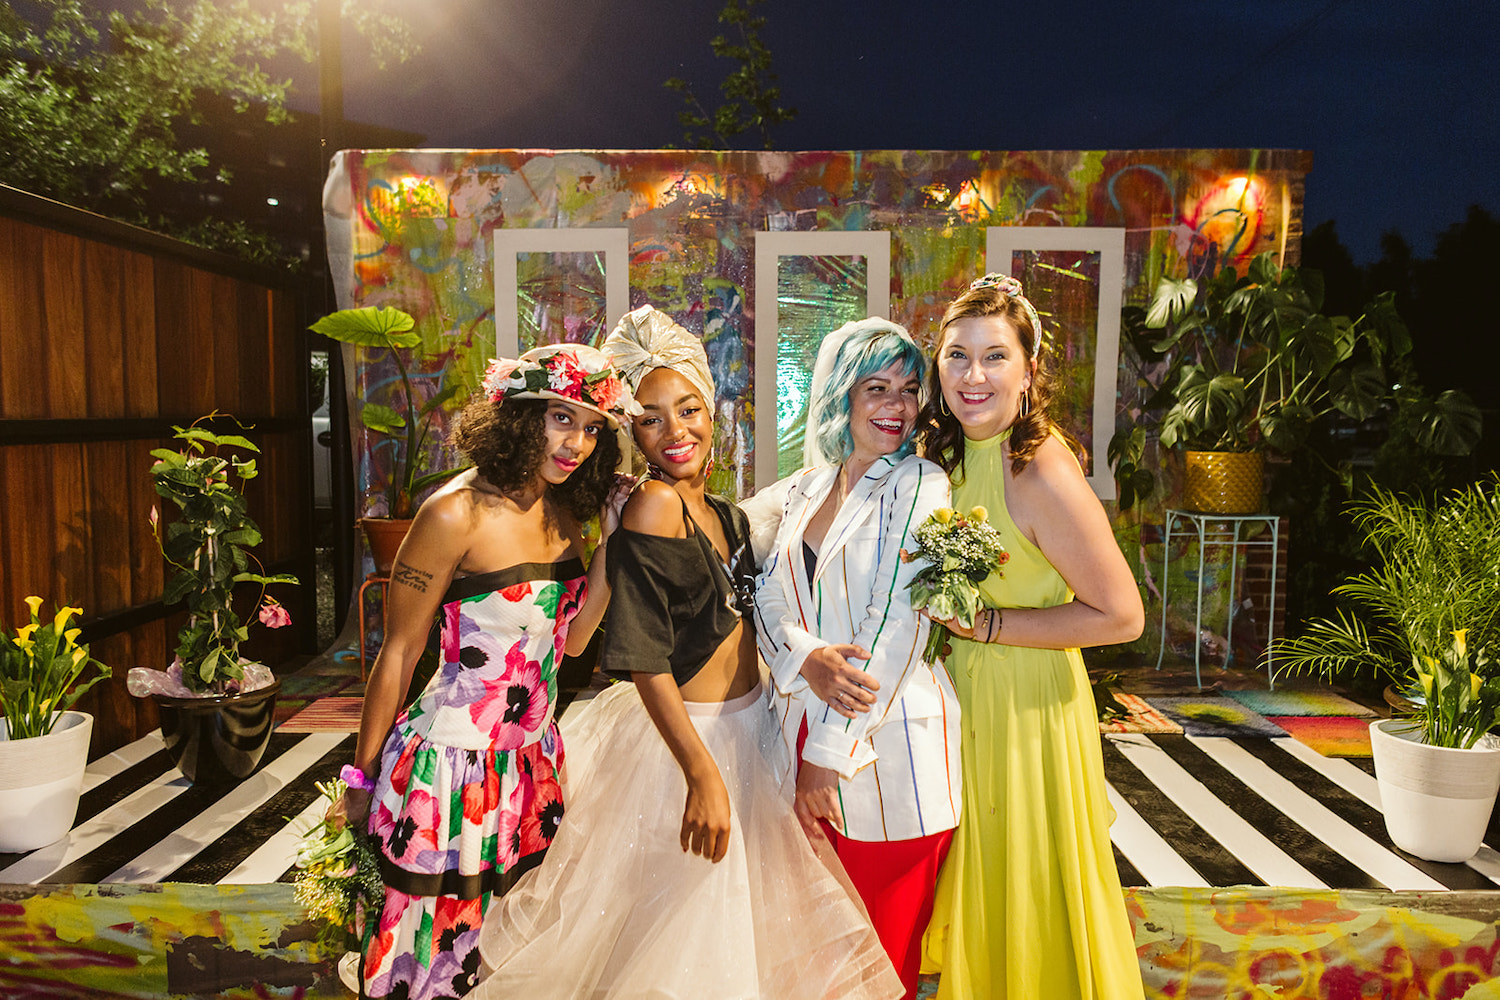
[601,305,717,408]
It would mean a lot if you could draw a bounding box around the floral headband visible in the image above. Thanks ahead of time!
[969,273,1048,351]
[481,344,642,427]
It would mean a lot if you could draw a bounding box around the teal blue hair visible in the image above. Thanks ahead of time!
[810,319,926,465]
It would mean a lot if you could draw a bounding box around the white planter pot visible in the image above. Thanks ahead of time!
[1369,717,1500,863]
[0,711,93,853]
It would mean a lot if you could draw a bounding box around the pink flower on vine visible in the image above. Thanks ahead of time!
[258,599,292,629]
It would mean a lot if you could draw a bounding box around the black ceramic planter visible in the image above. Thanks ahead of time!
[153,679,280,785]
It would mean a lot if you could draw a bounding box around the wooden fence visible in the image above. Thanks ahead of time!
[0,186,315,755]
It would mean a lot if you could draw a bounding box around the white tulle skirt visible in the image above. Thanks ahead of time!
[470,681,902,1000]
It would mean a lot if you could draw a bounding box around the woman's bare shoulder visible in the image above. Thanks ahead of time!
[621,480,687,536]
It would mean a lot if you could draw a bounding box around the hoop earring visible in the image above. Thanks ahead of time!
[939,393,951,417]
[1018,390,1032,419]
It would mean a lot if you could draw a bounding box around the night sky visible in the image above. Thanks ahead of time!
[320,0,1497,265]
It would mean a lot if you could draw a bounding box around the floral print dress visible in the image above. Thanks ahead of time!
[363,558,585,1000]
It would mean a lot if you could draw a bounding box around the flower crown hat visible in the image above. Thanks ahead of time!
[481,343,642,474]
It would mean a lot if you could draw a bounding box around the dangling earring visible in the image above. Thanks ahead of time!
[939,393,951,417]
[1018,390,1031,419]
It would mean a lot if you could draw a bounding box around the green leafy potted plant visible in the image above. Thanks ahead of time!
[127,415,299,785]
[1108,251,1481,513]
[1274,481,1500,861]
[309,306,467,569]
[0,597,110,851]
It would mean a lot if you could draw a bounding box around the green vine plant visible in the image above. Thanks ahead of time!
[150,414,298,694]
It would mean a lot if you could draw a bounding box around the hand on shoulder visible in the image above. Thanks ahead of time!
[621,479,687,537]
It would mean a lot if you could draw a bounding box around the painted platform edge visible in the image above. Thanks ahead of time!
[1124,885,1500,998]
[0,882,345,999]
[4,883,1500,998]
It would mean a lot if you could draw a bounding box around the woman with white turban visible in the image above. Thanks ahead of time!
[471,306,901,1000]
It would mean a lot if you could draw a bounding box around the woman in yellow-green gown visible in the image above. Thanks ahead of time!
[918,274,1146,999]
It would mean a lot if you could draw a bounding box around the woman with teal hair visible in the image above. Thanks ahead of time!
[754,317,963,999]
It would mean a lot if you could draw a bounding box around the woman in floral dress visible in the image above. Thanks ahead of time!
[332,343,637,1000]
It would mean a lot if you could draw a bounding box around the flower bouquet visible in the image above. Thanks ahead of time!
[904,506,1008,663]
[292,777,387,951]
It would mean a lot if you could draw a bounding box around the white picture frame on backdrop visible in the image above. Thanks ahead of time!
[493,228,631,357]
[753,231,892,488]
[986,226,1125,499]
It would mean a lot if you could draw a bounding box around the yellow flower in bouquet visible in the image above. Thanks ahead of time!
[291,778,386,949]
[904,506,1008,662]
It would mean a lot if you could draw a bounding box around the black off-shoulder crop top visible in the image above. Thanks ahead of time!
[602,492,758,686]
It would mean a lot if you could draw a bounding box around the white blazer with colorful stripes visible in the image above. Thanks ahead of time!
[752,452,962,843]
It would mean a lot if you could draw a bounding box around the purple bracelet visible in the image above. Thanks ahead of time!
[340,764,374,792]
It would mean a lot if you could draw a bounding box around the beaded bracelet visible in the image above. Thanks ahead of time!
[339,764,374,792]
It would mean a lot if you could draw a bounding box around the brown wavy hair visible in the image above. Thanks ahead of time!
[453,396,619,522]
[917,283,1080,480]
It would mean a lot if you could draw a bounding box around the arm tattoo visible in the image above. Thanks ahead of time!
[392,562,434,593]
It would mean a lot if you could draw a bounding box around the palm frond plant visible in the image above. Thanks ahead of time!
[1274,481,1500,747]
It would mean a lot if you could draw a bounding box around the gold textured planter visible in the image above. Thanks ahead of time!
[1183,450,1264,514]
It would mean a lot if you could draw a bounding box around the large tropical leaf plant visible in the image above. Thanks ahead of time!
[1108,252,1481,510]
[310,306,466,519]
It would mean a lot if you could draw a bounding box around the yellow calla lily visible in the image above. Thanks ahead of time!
[53,605,82,631]
[1416,672,1433,699]
[15,623,37,648]
[1472,674,1484,700]
[1453,629,1468,660]
[64,628,81,644]
[23,596,43,618]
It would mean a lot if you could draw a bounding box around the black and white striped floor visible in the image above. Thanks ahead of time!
[5,726,1499,893]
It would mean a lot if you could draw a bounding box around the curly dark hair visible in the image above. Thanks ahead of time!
[452,396,619,522]
[917,282,1082,481]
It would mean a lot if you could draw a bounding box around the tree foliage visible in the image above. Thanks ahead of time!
[664,0,796,150]
[0,0,415,214]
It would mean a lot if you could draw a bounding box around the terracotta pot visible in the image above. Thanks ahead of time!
[360,517,414,574]
[153,679,280,785]
[1183,450,1264,514]
[0,711,93,852]
[1369,717,1500,863]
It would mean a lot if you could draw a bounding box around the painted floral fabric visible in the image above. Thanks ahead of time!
[364,560,585,1000]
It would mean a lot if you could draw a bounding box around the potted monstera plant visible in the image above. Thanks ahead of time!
[1275,481,1500,861]
[309,306,468,571]
[0,597,110,851]
[1109,252,1481,513]
[127,415,299,785]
